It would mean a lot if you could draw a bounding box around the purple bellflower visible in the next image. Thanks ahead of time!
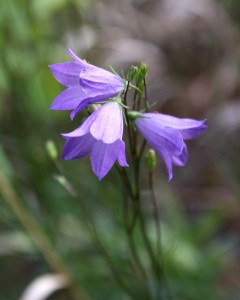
[61,101,128,180]
[49,48,124,119]
[134,112,207,181]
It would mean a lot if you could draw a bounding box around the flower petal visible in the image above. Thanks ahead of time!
[49,63,84,87]
[62,109,101,138]
[157,148,173,181]
[67,48,88,65]
[145,113,207,140]
[146,113,206,130]
[50,87,86,110]
[80,67,124,94]
[62,133,94,160]
[136,118,184,156]
[70,95,101,120]
[90,102,123,143]
[90,141,119,180]
[171,143,188,166]
[179,124,207,140]
[117,140,128,167]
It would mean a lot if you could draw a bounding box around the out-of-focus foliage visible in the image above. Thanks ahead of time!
[0,0,240,299]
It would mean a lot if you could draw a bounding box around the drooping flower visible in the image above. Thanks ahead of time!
[134,112,207,181]
[61,101,128,180]
[49,48,124,119]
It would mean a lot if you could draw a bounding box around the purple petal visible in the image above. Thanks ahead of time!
[179,124,207,140]
[90,102,123,143]
[49,62,84,87]
[157,148,173,181]
[50,87,86,110]
[146,113,206,129]
[70,97,99,120]
[62,109,101,138]
[144,113,207,140]
[171,143,188,166]
[80,68,124,94]
[67,48,88,65]
[90,141,119,180]
[136,118,184,156]
[62,133,94,160]
[117,140,128,167]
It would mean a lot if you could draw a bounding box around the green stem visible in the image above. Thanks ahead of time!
[118,164,152,299]
[123,81,134,154]
[148,171,161,260]
[143,78,149,112]
[77,193,138,299]
[132,89,138,111]
[57,164,138,300]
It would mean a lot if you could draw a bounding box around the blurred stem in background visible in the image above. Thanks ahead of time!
[0,170,88,300]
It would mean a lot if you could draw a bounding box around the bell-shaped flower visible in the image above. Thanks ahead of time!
[61,101,128,180]
[49,48,124,119]
[134,112,207,181]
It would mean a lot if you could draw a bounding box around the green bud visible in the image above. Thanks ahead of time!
[127,66,138,81]
[145,149,157,171]
[139,63,148,77]
[45,140,58,160]
[134,63,148,91]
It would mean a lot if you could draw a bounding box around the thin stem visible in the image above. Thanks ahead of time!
[123,80,130,107]
[136,94,142,113]
[0,171,88,300]
[132,89,138,111]
[115,165,134,201]
[57,164,138,300]
[64,177,138,299]
[117,163,152,299]
[122,192,151,300]
[148,171,161,259]
[123,81,134,154]
[143,77,149,112]
[139,140,146,162]
[137,198,162,277]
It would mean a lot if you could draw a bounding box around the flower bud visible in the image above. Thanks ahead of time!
[45,140,58,160]
[135,63,148,92]
[127,66,138,81]
[145,149,156,171]
[139,63,148,77]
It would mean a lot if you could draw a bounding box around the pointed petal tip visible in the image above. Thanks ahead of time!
[97,175,104,181]
[70,111,76,120]
[49,103,58,110]
[94,169,106,181]
[67,47,75,58]
[168,172,173,182]
[61,133,71,139]
[67,47,87,65]
[48,64,57,71]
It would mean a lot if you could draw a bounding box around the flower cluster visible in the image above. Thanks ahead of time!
[50,48,206,180]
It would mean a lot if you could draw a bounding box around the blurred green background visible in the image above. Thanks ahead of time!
[1,0,240,299]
